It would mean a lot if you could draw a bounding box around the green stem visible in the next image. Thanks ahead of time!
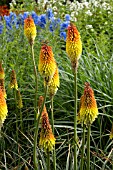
[19,108,23,132]
[74,69,77,170]
[33,85,48,170]
[87,124,91,170]
[47,150,50,170]
[31,44,38,123]
[13,89,18,142]
[51,97,56,170]
[80,123,85,170]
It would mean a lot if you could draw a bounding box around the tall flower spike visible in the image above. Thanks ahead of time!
[110,122,113,139]
[66,23,82,70]
[0,61,6,98]
[16,90,23,109]
[39,96,55,152]
[46,66,60,97]
[24,16,36,45]
[10,70,18,90]
[78,82,98,125]
[0,87,8,130]
[38,44,56,84]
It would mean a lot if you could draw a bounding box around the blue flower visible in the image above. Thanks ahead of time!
[60,32,67,41]
[0,22,4,34]
[40,14,46,24]
[49,24,54,32]
[46,9,54,20]
[9,12,17,20]
[4,15,12,30]
[17,14,24,26]
[56,18,61,23]
[31,11,39,25]
[23,12,29,20]
[65,14,70,21]
[60,21,70,31]
[49,17,61,32]
[37,14,46,28]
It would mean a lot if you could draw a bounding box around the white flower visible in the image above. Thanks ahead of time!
[86,25,93,29]
[83,2,89,8]
[85,10,92,16]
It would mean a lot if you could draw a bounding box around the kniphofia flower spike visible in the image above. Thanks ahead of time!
[39,96,55,152]
[47,66,60,97]
[38,44,56,84]
[0,61,6,98]
[10,70,18,90]
[16,90,23,109]
[78,82,98,125]
[0,87,8,130]
[24,16,36,45]
[66,23,82,70]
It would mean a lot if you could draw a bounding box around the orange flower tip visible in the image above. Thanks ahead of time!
[24,16,36,45]
[78,82,98,125]
[38,96,47,113]
[0,87,8,125]
[10,70,18,90]
[38,96,44,108]
[38,44,56,83]
[66,23,82,70]
[39,108,55,152]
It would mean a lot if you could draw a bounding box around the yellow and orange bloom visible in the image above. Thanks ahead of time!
[39,96,55,152]
[10,70,18,90]
[0,87,8,128]
[0,61,6,98]
[66,23,82,70]
[0,5,10,17]
[16,90,23,109]
[46,66,60,97]
[110,123,113,139]
[38,44,56,83]
[78,82,98,125]
[24,16,36,45]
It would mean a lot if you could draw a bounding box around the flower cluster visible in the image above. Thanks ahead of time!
[38,96,55,152]
[0,62,8,129]
[0,5,10,17]
[1,9,70,41]
[0,61,8,131]
[0,86,8,129]
[9,70,23,109]
[38,44,56,83]
[0,61,6,98]
[66,23,82,70]
[78,82,98,125]
[10,70,18,90]
[38,43,60,96]
[24,16,36,45]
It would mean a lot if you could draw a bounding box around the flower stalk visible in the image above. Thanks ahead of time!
[47,149,50,170]
[80,123,85,170]
[51,96,56,170]
[33,85,48,170]
[74,69,78,170]
[66,23,82,170]
[31,44,38,123]
[87,124,91,170]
